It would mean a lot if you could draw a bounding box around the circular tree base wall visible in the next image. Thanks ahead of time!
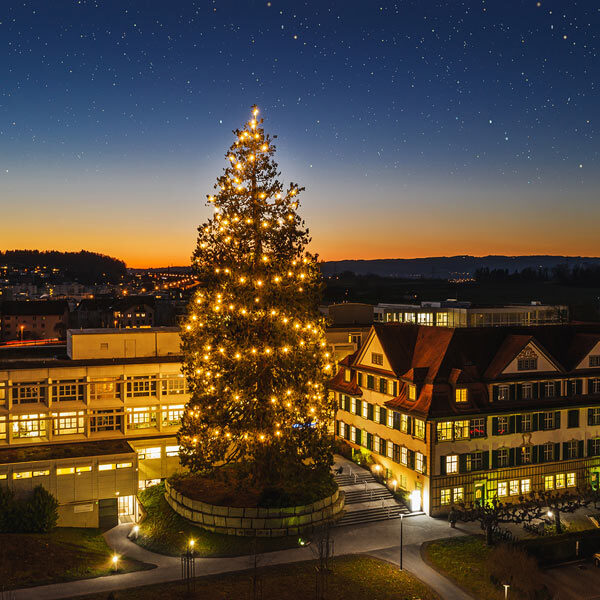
[164,480,344,537]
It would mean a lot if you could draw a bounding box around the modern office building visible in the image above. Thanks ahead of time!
[0,327,187,527]
[374,301,569,328]
[330,323,600,516]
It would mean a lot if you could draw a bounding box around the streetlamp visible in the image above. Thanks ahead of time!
[112,554,119,572]
[399,514,404,570]
[503,584,510,599]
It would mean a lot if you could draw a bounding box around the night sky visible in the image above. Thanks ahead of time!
[1,1,598,267]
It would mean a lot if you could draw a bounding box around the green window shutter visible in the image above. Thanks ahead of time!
[515,414,523,433]
[380,407,387,425]
[532,445,539,463]
[578,440,584,458]
[509,448,516,467]
[589,409,594,426]
[532,413,540,431]
[407,416,413,435]
[492,417,499,436]
[459,454,468,474]
[367,375,374,389]
[422,455,427,475]
[516,385,523,401]
[510,384,517,401]
[380,439,386,456]
[576,380,583,395]
[392,381,398,396]
[568,409,579,428]
[509,415,517,434]
[492,386,499,401]
[367,404,374,421]
[482,451,489,470]
[554,411,561,429]
[440,456,447,476]
[532,382,540,399]
[355,429,361,445]
[554,442,561,461]
[366,432,373,450]
[345,396,351,412]
[588,439,594,456]
[491,450,498,469]
[358,373,363,387]
[335,420,340,436]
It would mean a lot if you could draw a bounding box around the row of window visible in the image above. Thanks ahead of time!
[0,462,133,480]
[436,408,600,442]
[337,420,426,473]
[0,405,185,439]
[137,445,180,459]
[493,378,600,402]
[0,376,188,405]
[439,473,577,507]
[338,395,426,439]
[441,439,600,474]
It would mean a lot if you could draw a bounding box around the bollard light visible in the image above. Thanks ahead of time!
[112,554,119,572]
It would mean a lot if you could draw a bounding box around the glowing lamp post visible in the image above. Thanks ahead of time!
[503,584,510,599]
[112,554,119,572]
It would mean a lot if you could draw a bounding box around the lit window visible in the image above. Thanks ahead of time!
[567,472,576,487]
[470,417,486,438]
[498,385,510,401]
[521,383,533,399]
[386,442,394,459]
[117,462,132,469]
[14,471,32,479]
[166,445,180,457]
[521,479,531,494]
[455,388,467,403]
[453,487,464,503]
[441,489,451,505]
[555,473,565,489]
[518,357,538,371]
[497,448,509,468]
[415,452,424,473]
[521,413,532,432]
[521,446,532,465]
[437,422,453,441]
[351,398,357,414]
[446,455,458,474]
[408,384,417,401]
[498,481,508,497]
[33,469,50,477]
[400,414,409,433]
[138,447,161,460]
[454,420,469,440]
[509,480,520,496]
[98,464,115,471]
[544,475,554,490]
[362,402,368,419]
[76,466,92,473]
[344,369,351,383]
[400,446,408,466]
[0,474,6,480]
[590,355,600,367]
[57,467,75,475]
[413,419,425,440]
[387,410,394,428]
[497,416,509,435]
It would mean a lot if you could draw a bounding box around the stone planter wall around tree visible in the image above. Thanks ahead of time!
[164,479,345,537]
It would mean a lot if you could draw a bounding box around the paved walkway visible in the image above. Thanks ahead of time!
[14,515,475,600]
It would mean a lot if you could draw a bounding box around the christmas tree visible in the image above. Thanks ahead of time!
[178,106,335,489]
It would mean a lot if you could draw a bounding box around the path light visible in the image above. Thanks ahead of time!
[189,538,195,550]
[503,583,510,599]
[391,479,398,492]
[132,524,139,540]
[112,554,119,572]
[410,489,421,512]
[547,511,553,518]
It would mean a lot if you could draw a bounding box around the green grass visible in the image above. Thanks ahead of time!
[0,527,153,589]
[75,554,440,600]
[424,536,504,600]
[136,483,303,557]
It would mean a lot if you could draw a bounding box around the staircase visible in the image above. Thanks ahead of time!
[334,470,376,487]
[336,503,410,527]
[344,486,394,505]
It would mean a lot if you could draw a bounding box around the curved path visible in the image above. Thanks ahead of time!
[13,516,476,600]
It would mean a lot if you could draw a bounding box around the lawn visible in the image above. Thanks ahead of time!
[423,535,504,600]
[75,554,440,600]
[136,483,303,557]
[0,527,153,589]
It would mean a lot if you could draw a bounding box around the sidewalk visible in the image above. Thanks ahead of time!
[13,515,473,600]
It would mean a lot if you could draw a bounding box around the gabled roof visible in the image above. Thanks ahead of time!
[328,367,362,396]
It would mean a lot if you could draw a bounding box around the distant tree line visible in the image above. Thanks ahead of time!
[0,250,127,284]
[475,264,600,286]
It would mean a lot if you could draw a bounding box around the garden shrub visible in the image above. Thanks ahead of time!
[0,485,58,533]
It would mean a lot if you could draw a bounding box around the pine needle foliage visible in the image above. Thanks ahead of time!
[178,106,336,487]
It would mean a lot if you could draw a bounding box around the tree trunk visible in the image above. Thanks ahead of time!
[555,509,562,534]
[486,522,494,545]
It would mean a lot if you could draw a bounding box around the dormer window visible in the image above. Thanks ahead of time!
[455,388,468,403]
[518,357,537,371]
[408,384,417,401]
[371,352,384,366]
[590,355,600,368]
[344,369,351,383]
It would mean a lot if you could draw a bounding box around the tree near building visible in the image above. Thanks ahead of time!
[178,106,335,489]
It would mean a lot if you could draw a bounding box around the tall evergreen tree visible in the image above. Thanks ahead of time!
[178,106,335,486]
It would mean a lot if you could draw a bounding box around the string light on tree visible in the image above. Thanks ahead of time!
[178,106,335,485]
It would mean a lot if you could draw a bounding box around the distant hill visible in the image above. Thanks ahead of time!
[1,250,126,283]
[320,256,600,280]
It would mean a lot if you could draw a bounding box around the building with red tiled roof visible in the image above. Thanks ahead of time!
[329,323,600,516]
